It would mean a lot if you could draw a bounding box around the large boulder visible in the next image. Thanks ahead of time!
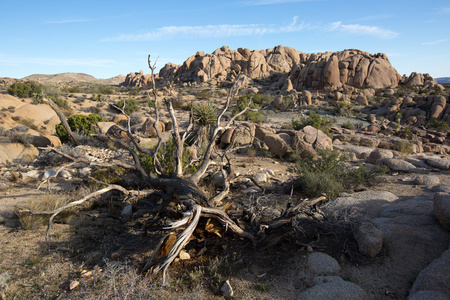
[141,117,165,138]
[294,126,332,151]
[353,221,384,258]
[409,248,450,298]
[433,193,450,230]
[0,143,39,164]
[263,134,288,158]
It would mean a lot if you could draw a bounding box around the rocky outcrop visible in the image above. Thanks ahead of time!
[157,46,402,90]
[124,70,157,88]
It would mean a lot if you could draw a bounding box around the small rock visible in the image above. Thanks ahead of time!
[42,169,57,179]
[241,186,263,194]
[78,167,92,177]
[353,222,384,258]
[221,280,234,297]
[121,205,133,218]
[299,276,367,300]
[179,250,191,260]
[307,252,341,274]
[414,175,440,187]
[69,280,80,290]
[59,170,72,179]
[254,173,268,183]
[21,170,40,180]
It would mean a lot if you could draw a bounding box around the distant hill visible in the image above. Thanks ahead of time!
[435,77,450,83]
[22,72,126,85]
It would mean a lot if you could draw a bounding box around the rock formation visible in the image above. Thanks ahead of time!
[153,46,403,90]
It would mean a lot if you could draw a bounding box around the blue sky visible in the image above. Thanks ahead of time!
[1,0,449,79]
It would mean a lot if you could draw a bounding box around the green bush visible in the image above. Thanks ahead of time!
[296,148,385,198]
[292,112,335,136]
[341,120,355,130]
[8,82,43,98]
[346,164,387,189]
[55,113,105,143]
[115,98,140,115]
[193,102,218,126]
[296,148,346,198]
[232,94,272,123]
[333,101,354,117]
[139,139,198,175]
[427,119,449,131]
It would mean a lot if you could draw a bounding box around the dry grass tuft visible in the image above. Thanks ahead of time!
[16,192,77,230]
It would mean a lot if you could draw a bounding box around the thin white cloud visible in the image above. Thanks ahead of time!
[421,39,447,46]
[351,14,393,22]
[327,22,399,39]
[240,0,316,5]
[44,18,91,24]
[435,6,450,14]
[103,17,397,42]
[103,18,307,42]
[0,56,116,67]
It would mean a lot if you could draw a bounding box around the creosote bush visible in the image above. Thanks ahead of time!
[296,148,386,199]
[7,81,43,98]
[55,113,105,143]
[333,101,354,117]
[427,119,449,131]
[115,98,140,115]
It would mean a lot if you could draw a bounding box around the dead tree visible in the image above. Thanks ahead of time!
[20,55,327,285]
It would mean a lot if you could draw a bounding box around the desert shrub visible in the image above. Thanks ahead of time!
[430,84,443,96]
[345,164,387,189]
[403,126,413,137]
[393,140,414,158]
[296,148,347,198]
[129,112,142,126]
[333,101,354,117]
[341,120,355,130]
[8,81,43,98]
[172,98,191,111]
[232,94,272,123]
[115,98,140,115]
[196,88,214,100]
[55,113,105,143]
[427,119,449,131]
[292,112,335,136]
[193,102,218,126]
[81,106,101,114]
[296,148,385,198]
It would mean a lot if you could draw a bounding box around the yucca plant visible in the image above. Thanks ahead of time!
[192,101,218,126]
